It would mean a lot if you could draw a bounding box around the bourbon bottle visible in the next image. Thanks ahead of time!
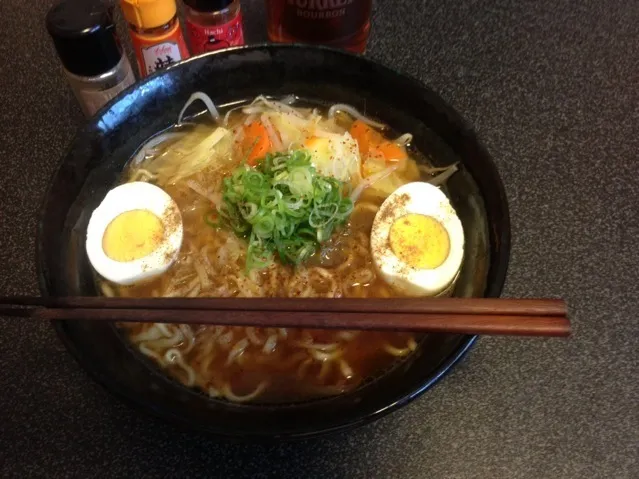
[265,0,372,53]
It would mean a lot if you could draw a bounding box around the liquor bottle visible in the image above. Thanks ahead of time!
[265,0,372,53]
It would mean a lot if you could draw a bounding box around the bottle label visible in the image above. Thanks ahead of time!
[186,13,245,55]
[281,0,371,43]
[131,26,190,77]
[141,42,183,74]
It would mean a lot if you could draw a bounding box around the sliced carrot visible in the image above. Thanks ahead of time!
[375,141,407,162]
[242,122,271,166]
[349,120,382,156]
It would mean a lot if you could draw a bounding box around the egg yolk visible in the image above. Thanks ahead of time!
[102,209,164,262]
[389,214,450,269]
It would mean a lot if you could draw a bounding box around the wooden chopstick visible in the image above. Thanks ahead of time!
[1,296,567,316]
[0,296,570,337]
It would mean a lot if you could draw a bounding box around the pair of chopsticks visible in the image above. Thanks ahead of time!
[0,296,570,337]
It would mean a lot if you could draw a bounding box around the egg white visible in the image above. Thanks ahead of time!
[370,182,464,297]
[86,182,183,286]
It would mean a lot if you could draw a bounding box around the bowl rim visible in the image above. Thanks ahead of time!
[36,43,510,439]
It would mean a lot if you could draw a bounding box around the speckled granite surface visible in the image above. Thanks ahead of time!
[0,0,637,477]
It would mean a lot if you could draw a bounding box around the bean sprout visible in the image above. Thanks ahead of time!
[178,91,220,124]
[395,133,413,146]
[350,164,400,202]
[338,359,354,379]
[328,103,386,129]
[427,163,459,186]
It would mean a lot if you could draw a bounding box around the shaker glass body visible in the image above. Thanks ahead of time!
[64,55,135,116]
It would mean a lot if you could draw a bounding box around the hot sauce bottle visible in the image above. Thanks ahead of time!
[120,0,190,77]
[183,0,245,55]
[265,0,372,53]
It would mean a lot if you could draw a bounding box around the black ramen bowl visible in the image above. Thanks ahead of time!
[37,45,510,439]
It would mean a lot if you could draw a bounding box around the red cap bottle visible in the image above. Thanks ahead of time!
[182,0,245,55]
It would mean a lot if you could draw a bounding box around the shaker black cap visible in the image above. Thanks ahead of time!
[46,0,123,77]
[183,0,234,12]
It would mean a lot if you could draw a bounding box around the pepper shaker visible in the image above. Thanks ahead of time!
[46,0,136,117]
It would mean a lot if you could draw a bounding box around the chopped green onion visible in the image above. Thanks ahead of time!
[213,149,353,271]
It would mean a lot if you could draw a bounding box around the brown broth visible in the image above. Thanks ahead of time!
[107,110,428,403]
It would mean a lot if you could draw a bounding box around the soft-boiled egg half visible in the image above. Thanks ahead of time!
[86,182,183,286]
[370,182,464,297]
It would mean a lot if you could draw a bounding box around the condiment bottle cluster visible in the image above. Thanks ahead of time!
[46,0,372,116]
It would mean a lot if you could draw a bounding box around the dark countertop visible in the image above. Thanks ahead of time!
[1,0,637,477]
